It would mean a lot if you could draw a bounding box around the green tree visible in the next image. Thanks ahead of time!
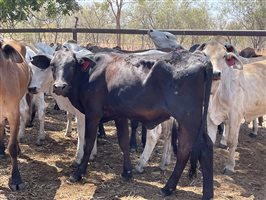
[0,0,79,25]
[217,0,266,48]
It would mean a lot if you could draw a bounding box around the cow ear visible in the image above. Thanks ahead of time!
[2,44,24,63]
[31,55,51,70]
[196,43,206,51]
[78,57,96,72]
[224,53,243,70]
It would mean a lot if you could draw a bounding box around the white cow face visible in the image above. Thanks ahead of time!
[28,58,53,94]
[197,41,243,94]
[148,29,182,49]
[199,41,243,72]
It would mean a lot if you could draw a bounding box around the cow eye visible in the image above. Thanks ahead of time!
[166,35,169,39]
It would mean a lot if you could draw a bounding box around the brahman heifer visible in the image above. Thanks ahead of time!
[0,39,30,190]
[32,46,213,199]
[239,47,264,136]
[198,40,266,174]
[18,46,46,145]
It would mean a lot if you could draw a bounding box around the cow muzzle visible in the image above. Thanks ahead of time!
[212,71,221,81]
[28,87,38,94]
[53,82,70,97]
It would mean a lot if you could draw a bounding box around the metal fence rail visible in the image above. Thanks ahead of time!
[1,28,266,39]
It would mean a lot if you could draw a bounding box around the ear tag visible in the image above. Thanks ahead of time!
[226,56,235,67]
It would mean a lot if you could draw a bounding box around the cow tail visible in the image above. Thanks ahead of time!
[189,62,213,179]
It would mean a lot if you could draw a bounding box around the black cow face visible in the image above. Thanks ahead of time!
[52,46,95,97]
[52,46,77,96]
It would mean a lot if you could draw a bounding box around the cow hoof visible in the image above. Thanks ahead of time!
[69,173,82,183]
[9,182,25,191]
[222,168,234,175]
[218,143,227,149]
[160,186,174,197]
[249,133,257,138]
[130,148,137,153]
[121,170,132,181]
[135,165,144,173]
[26,123,34,128]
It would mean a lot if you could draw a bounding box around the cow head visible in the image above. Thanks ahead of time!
[196,41,243,72]
[51,45,95,97]
[148,29,183,50]
[196,41,243,94]
[28,54,53,94]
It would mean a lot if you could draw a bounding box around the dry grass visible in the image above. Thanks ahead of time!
[0,96,265,200]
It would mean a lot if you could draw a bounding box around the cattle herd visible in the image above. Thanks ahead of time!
[0,30,265,200]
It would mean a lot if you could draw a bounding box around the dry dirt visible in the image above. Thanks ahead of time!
[0,96,265,200]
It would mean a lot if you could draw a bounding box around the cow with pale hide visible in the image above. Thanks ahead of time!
[198,40,266,174]
[18,45,46,145]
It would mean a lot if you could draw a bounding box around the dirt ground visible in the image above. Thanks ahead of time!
[0,96,265,200]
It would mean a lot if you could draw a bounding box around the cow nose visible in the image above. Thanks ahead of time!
[53,83,67,90]
[53,83,68,96]
[28,87,37,94]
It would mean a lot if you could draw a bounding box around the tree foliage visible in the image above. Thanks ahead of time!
[0,0,79,24]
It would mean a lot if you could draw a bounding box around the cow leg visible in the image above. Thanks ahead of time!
[115,118,132,180]
[7,111,24,190]
[18,96,30,142]
[69,115,99,182]
[160,121,172,170]
[135,124,162,173]
[141,123,147,148]
[249,119,258,138]
[223,117,241,174]
[199,134,214,200]
[130,120,139,152]
[161,124,194,196]
[97,122,106,138]
[258,116,263,126]
[36,94,46,145]
[219,120,229,149]
[0,120,6,158]
[65,112,73,137]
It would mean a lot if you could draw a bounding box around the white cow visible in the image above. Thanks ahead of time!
[29,45,97,164]
[18,46,46,145]
[147,29,183,49]
[201,40,266,173]
[135,117,176,173]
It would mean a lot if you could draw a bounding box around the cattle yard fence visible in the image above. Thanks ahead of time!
[1,28,266,50]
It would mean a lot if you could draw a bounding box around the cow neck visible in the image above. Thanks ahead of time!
[67,64,91,112]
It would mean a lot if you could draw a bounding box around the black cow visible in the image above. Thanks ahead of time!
[31,47,213,199]
[239,47,262,58]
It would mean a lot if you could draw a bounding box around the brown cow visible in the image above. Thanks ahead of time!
[0,39,30,190]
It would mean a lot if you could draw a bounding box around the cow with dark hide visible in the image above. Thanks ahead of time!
[239,47,262,58]
[32,47,213,199]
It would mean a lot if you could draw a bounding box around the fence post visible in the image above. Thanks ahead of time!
[73,17,78,42]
